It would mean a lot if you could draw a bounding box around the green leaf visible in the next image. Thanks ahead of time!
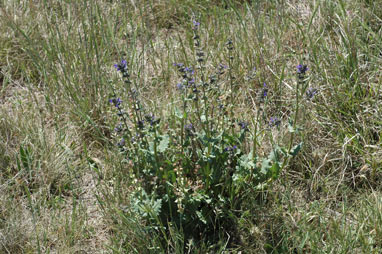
[290,142,303,157]
[288,120,303,133]
[150,199,162,217]
[237,154,255,173]
[19,145,31,171]
[260,158,271,175]
[196,210,207,224]
[175,107,184,119]
[133,190,162,218]
[280,147,288,156]
[269,149,279,162]
[288,119,295,133]
[270,162,281,180]
[158,135,170,153]
[261,147,282,177]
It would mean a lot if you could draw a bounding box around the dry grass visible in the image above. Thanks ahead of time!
[1,0,381,253]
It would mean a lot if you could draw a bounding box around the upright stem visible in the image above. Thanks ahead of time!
[252,109,260,161]
[280,72,303,171]
[228,45,235,135]
[289,74,302,151]
[110,85,133,149]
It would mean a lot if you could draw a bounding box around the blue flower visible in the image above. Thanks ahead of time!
[176,83,184,90]
[193,20,200,29]
[226,39,234,50]
[117,138,125,147]
[114,60,127,72]
[184,123,194,135]
[306,88,317,99]
[217,64,228,75]
[269,117,281,127]
[109,98,122,108]
[174,63,188,74]
[137,120,145,129]
[224,145,238,152]
[114,123,122,132]
[297,64,308,74]
[219,64,228,69]
[173,63,184,67]
[145,114,159,126]
[260,82,268,99]
[238,121,248,130]
[185,123,193,131]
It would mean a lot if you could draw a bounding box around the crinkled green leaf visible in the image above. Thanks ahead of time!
[270,162,281,179]
[175,107,184,119]
[238,154,255,170]
[158,135,169,153]
[290,142,303,157]
[288,119,295,133]
[261,158,271,175]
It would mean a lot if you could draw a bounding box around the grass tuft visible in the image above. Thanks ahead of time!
[1,0,381,253]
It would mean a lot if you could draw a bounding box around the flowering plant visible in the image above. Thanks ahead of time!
[107,21,304,246]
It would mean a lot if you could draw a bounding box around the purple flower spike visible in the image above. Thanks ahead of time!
[176,83,184,90]
[117,138,125,147]
[297,64,308,74]
[224,145,237,153]
[109,98,122,108]
[193,20,200,29]
[306,88,318,99]
[269,117,281,127]
[185,123,193,130]
[114,123,122,132]
[262,83,268,98]
[238,121,248,130]
[185,123,194,136]
[114,59,127,72]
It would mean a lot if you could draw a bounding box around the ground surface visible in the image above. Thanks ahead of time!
[1,0,382,253]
